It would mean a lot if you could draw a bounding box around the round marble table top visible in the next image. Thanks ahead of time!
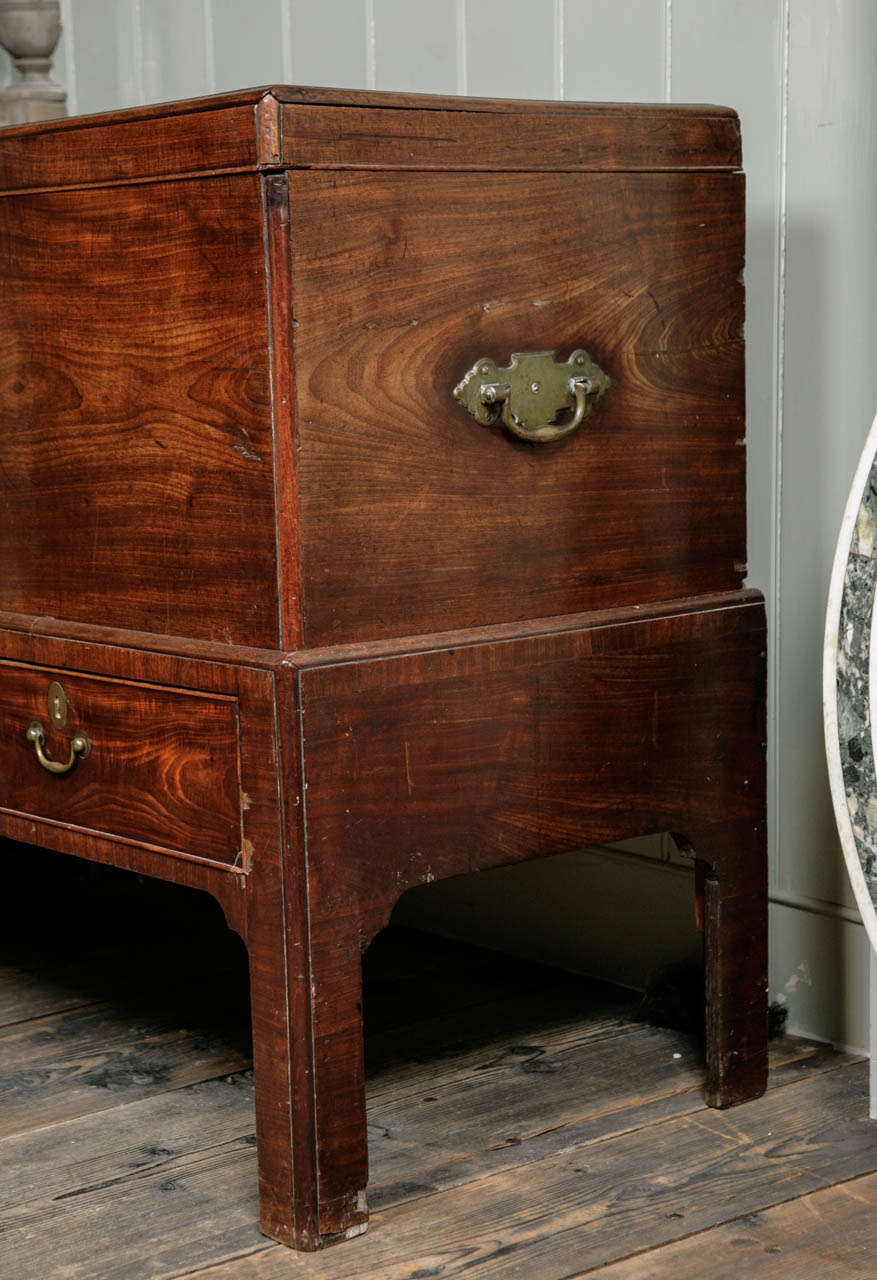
[825,411,877,954]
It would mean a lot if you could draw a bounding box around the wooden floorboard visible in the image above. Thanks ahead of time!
[186,1061,873,1280]
[0,958,99,1028]
[366,1034,847,1214]
[0,997,251,1138]
[591,1169,877,1279]
[0,848,871,1280]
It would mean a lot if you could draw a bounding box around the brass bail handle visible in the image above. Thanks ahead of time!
[453,348,610,443]
[25,681,91,775]
[26,721,91,775]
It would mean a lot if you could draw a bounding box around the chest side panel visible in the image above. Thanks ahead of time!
[0,173,279,646]
[289,168,746,646]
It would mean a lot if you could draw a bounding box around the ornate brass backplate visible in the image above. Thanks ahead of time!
[453,348,610,443]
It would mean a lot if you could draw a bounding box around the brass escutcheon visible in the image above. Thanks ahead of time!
[26,682,90,775]
[453,348,610,443]
[48,680,67,729]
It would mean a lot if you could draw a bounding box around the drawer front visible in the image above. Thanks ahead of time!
[289,168,746,646]
[0,662,243,865]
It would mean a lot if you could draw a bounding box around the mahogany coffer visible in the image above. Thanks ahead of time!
[0,87,767,1251]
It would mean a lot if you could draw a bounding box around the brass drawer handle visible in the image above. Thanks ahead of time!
[453,348,610,443]
[26,721,91,775]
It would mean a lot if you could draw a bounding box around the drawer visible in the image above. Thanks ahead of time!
[0,661,243,866]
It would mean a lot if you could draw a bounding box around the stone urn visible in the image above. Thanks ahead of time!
[0,0,66,126]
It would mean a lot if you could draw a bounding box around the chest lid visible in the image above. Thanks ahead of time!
[0,86,740,195]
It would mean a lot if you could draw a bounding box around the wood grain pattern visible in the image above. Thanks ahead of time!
[0,962,95,1027]
[0,1000,249,1137]
[0,626,281,941]
[285,595,766,1242]
[0,88,739,197]
[0,659,242,865]
[189,1062,873,1280]
[261,173,302,650]
[289,168,745,645]
[0,592,756,673]
[366,1037,841,1215]
[0,174,279,646]
[269,84,740,129]
[0,102,265,194]
[0,912,850,1280]
[298,599,766,915]
[594,1170,877,1279]
[701,846,768,1108]
[0,1077,264,1277]
[242,661,312,1247]
[278,102,742,171]
[0,607,284,671]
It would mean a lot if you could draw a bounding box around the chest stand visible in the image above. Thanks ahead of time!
[248,589,767,1249]
[0,588,767,1252]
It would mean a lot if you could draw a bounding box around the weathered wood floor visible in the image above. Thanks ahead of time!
[1,848,875,1279]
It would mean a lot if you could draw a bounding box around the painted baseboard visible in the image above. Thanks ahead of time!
[770,896,869,1054]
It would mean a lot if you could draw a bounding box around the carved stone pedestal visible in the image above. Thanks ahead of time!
[0,0,65,127]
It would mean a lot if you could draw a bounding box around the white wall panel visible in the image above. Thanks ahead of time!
[140,0,211,105]
[289,0,369,89]
[670,0,784,641]
[63,0,142,115]
[210,0,286,93]
[780,0,877,911]
[373,0,459,93]
[56,0,76,115]
[563,0,664,103]
[464,0,556,100]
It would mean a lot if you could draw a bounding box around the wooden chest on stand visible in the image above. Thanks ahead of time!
[0,87,767,1250]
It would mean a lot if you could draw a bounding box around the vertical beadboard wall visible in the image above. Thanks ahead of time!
[25,0,877,1047]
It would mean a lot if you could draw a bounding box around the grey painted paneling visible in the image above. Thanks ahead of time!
[64,0,141,115]
[374,0,459,93]
[56,0,76,115]
[211,0,286,93]
[780,0,877,910]
[464,0,557,100]
[141,0,211,105]
[289,0,369,89]
[563,0,664,103]
[670,1,784,626]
